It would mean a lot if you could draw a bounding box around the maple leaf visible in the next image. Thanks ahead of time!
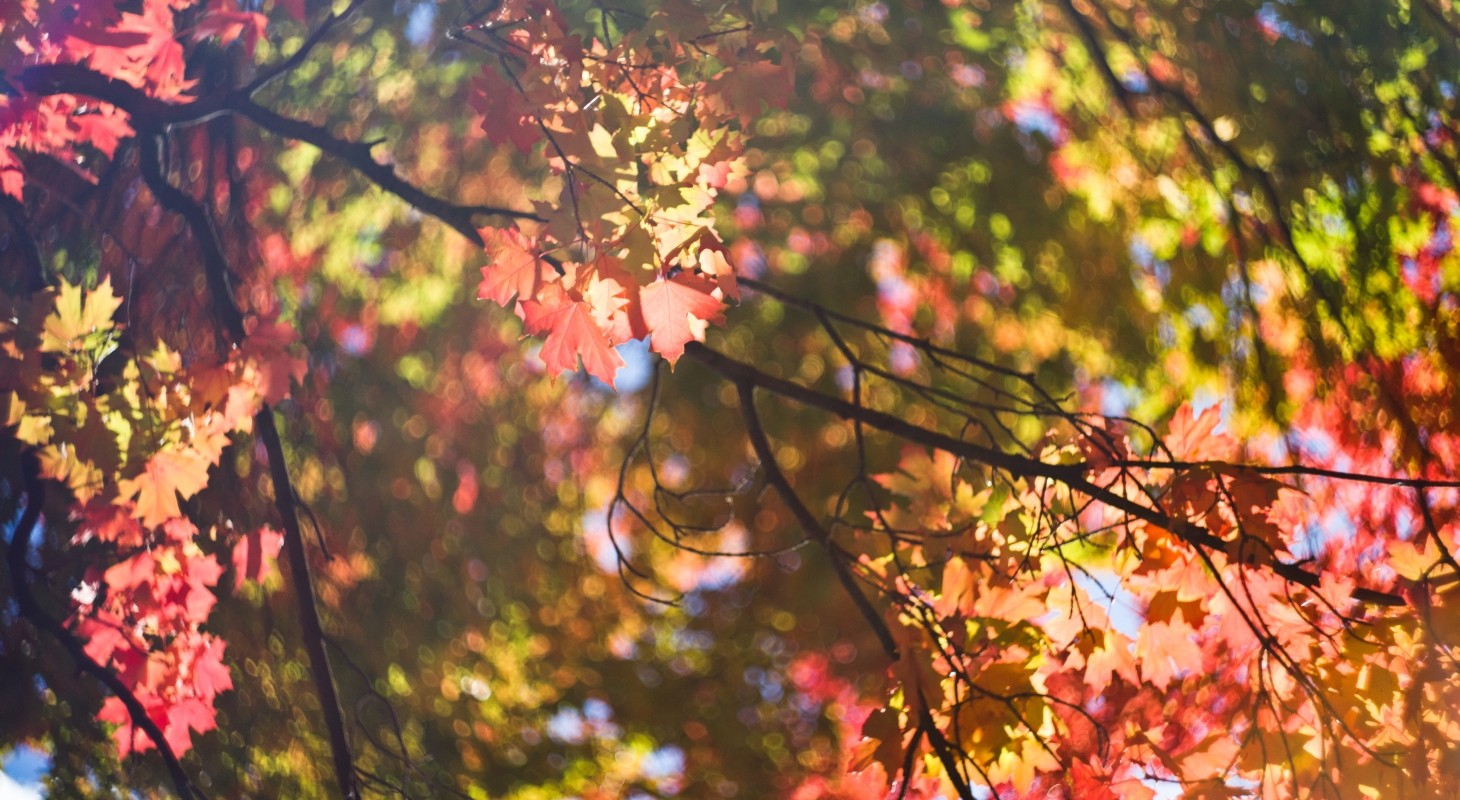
[236,317,308,404]
[1083,630,1138,694]
[470,67,543,154]
[179,550,223,623]
[1164,403,1236,461]
[232,525,284,589]
[63,2,195,99]
[638,273,725,363]
[478,227,557,307]
[1068,759,1123,800]
[103,551,156,593]
[1,150,23,200]
[698,242,740,302]
[1135,609,1204,691]
[583,256,650,341]
[157,519,196,546]
[584,274,640,342]
[162,697,217,754]
[77,504,147,548]
[187,636,233,699]
[117,446,214,529]
[521,297,625,386]
[706,59,795,127]
[79,612,139,667]
[41,277,122,353]
[99,695,153,759]
[1389,539,1440,581]
[847,707,904,777]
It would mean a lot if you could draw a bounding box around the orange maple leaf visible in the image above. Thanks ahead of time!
[478,227,557,307]
[1164,403,1236,461]
[117,447,213,529]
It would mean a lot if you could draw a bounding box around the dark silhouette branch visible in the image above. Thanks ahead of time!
[138,136,247,340]
[1106,458,1460,491]
[255,409,362,800]
[12,63,226,124]
[736,381,901,661]
[684,341,1406,607]
[915,699,977,800]
[231,99,543,244]
[9,63,542,248]
[241,0,368,96]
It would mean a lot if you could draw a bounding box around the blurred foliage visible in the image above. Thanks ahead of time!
[7,0,1460,797]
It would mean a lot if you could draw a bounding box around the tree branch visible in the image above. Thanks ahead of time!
[12,63,225,124]
[10,63,543,247]
[138,136,246,340]
[241,0,367,96]
[231,99,543,245]
[1107,458,1460,491]
[255,409,362,800]
[736,381,901,661]
[685,342,1406,607]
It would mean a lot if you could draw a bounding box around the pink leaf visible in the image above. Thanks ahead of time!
[639,274,725,364]
[232,525,284,589]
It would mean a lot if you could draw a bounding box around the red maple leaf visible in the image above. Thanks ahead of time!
[188,636,233,698]
[705,59,795,127]
[1068,759,1123,800]
[190,9,267,57]
[521,296,625,385]
[162,697,217,754]
[638,273,725,363]
[470,67,543,155]
[103,551,156,593]
[79,611,140,667]
[236,317,308,405]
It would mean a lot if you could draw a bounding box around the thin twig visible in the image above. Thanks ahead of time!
[735,380,901,660]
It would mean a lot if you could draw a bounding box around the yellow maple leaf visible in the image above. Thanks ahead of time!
[41,277,122,353]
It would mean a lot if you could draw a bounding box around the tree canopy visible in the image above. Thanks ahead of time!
[3,1,1460,798]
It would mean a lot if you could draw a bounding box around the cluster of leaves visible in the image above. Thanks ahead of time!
[465,0,794,382]
[832,405,1460,798]
[0,0,267,198]
[1,278,286,757]
[685,1,1460,796]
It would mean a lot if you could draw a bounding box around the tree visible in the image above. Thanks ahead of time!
[3,0,1460,798]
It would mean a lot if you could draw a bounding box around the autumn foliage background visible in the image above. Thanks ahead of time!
[4,0,1460,798]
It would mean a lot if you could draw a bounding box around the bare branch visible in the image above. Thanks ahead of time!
[242,0,368,96]
[736,380,902,660]
[232,99,543,245]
